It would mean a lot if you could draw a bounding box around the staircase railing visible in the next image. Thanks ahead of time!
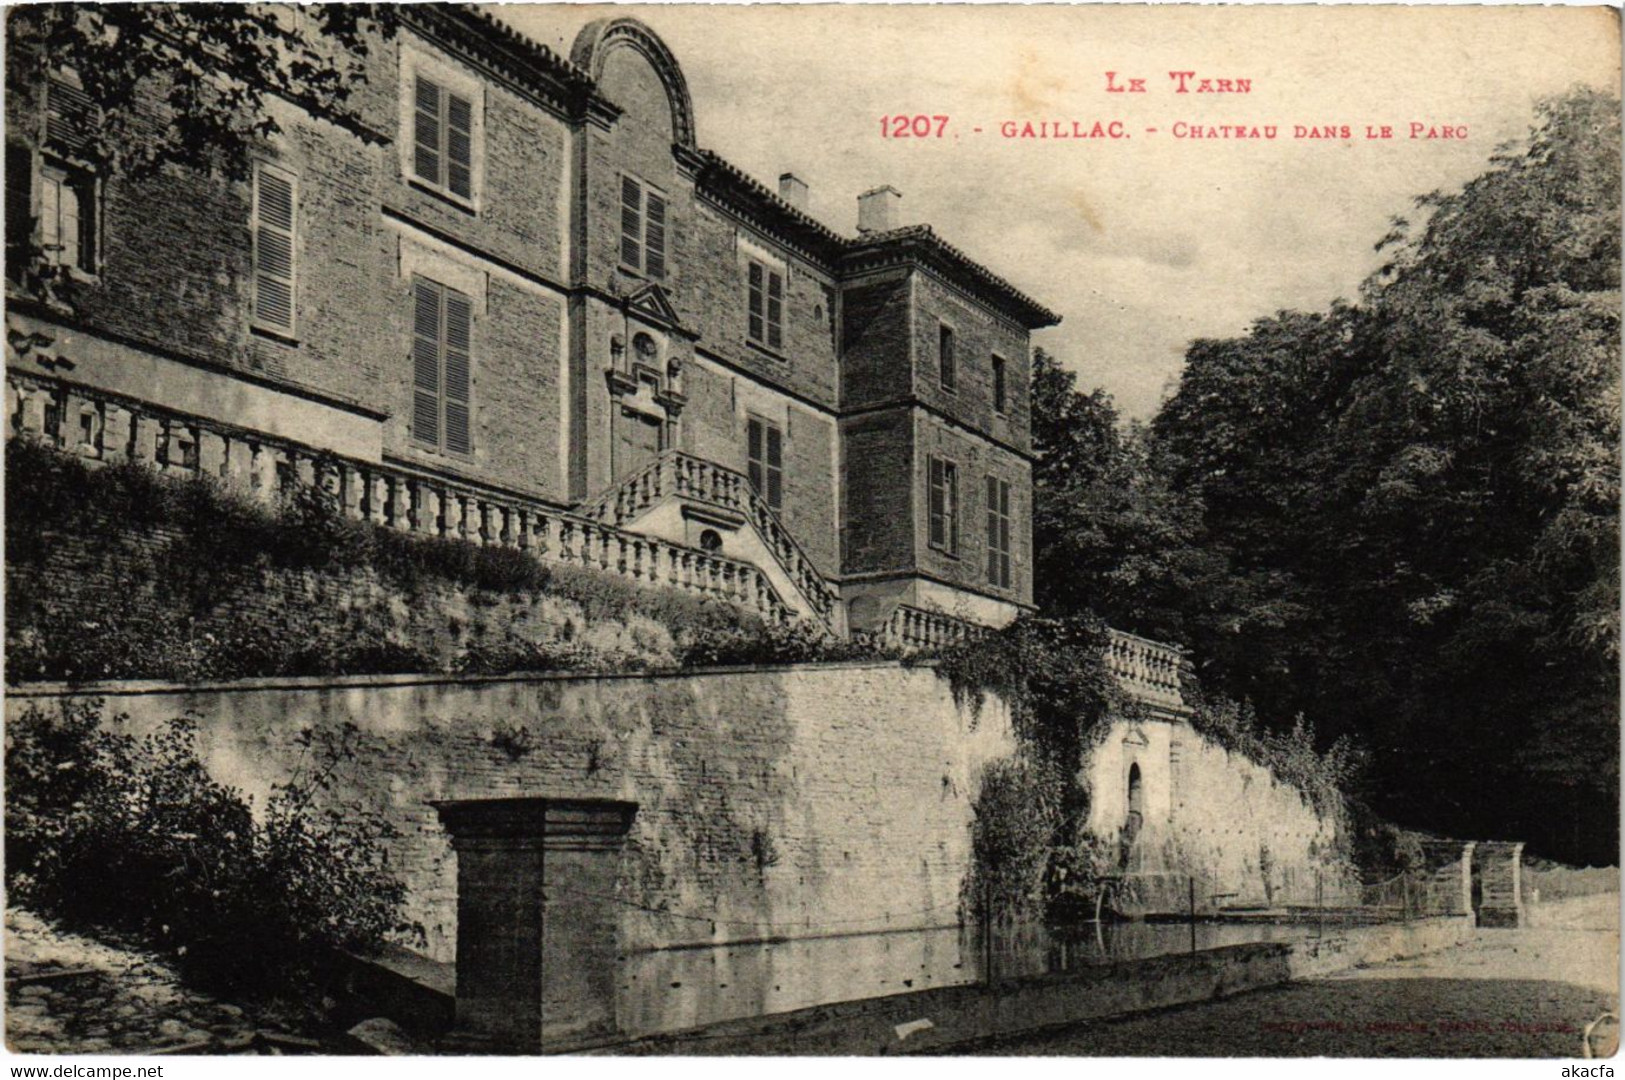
[576,450,840,631]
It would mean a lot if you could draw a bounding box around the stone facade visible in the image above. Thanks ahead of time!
[4,6,1059,637]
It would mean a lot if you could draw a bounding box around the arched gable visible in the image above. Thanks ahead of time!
[570,17,696,149]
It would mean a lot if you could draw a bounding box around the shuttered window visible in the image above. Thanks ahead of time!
[986,475,1012,588]
[6,144,32,282]
[412,75,474,200]
[929,457,958,555]
[747,260,783,350]
[747,416,784,511]
[252,165,296,334]
[619,175,668,278]
[45,77,95,157]
[411,278,473,455]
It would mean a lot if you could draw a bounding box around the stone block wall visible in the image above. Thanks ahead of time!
[1082,716,1359,910]
[7,664,1015,967]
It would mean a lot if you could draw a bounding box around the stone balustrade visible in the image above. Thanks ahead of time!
[867,604,989,652]
[1104,628,1188,711]
[6,371,792,624]
[578,450,840,629]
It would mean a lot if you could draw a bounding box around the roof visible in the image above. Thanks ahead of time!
[435,6,1061,330]
[692,153,1060,329]
[843,226,1062,329]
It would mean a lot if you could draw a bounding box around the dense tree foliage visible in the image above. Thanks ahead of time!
[5,4,390,182]
[1034,89,1618,864]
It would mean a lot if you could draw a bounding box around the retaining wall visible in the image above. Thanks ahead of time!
[7,664,1014,966]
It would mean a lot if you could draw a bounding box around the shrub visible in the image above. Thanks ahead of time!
[5,440,860,682]
[5,698,415,1005]
[678,617,894,668]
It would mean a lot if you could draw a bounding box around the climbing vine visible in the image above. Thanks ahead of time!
[933,616,1135,920]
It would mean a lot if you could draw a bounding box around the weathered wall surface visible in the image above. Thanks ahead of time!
[1082,717,1358,910]
[7,664,1014,966]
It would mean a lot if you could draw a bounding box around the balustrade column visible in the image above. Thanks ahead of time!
[131,413,163,467]
[419,484,442,536]
[196,428,227,479]
[101,404,133,464]
[340,464,365,519]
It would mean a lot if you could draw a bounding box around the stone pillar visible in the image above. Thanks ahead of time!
[433,797,638,1053]
[1476,841,1525,928]
[1419,840,1475,917]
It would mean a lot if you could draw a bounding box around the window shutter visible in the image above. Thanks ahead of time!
[747,261,764,342]
[5,144,32,280]
[39,175,60,261]
[411,280,442,447]
[765,422,783,509]
[766,270,783,349]
[620,176,642,270]
[443,290,472,453]
[445,92,473,199]
[946,463,958,553]
[46,78,94,156]
[1000,481,1012,586]
[747,414,767,493]
[253,167,296,333]
[645,190,666,278]
[986,475,999,582]
[413,76,443,187]
[929,458,945,547]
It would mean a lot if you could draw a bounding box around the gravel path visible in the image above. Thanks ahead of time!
[5,908,300,1054]
[976,897,1620,1058]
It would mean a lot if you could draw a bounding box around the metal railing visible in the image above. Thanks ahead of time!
[6,371,795,624]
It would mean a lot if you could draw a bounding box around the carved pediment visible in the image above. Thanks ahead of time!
[1122,724,1151,748]
[625,283,686,333]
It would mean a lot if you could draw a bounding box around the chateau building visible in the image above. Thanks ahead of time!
[4,7,1060,639]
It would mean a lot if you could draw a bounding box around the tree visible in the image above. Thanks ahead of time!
[1143,88,1620,863]
[6,4,391,183]
[1029,348,1218,643]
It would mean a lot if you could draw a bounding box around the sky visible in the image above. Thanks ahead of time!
[500,4,1619,419]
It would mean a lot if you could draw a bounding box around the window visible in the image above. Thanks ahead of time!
[412,74,474,201]
[986,475,1012,588]
[620,175,667,278]
[411,277,473,455]
[929,457,958,555]
[747,415,784,511]
[252,164,296,335]
[39,163,94,272]
[938,324,956,391]
[992,354,1008,414]
[45,76,95,157]
[747,259,783,350]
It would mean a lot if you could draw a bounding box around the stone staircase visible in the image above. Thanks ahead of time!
[576,450,843,634]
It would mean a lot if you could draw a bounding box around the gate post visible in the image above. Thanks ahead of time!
[434,797,638,1052]
[1474,841,1525,928]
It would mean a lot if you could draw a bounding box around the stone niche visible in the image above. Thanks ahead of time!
[433,796,638,1052]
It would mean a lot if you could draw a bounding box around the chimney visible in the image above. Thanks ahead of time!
[857,185,901,234]
[778,172,809,212]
